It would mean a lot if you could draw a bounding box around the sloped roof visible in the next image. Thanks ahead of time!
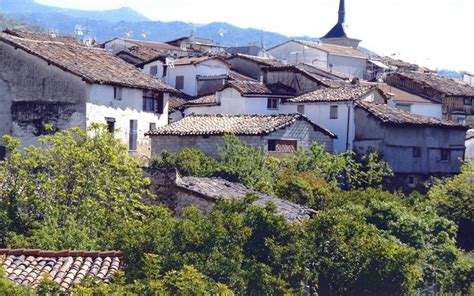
[322,22,349,39]
[3,29,81,45]
[287,40,368,59]
[297,63,352,80]
[356,102,467,129]
[0,249,122,291]
[178,176,316,222]
[184,94,218,106]
[227,70,257,82]
[0,33,176,92]
[228,53,286,67]
[286,85,373,103]
[105,37,186,52]
[171,55,229,66]
[117,46,166,63]
[263,65,336,87]
[377,83,439,104]
[146,113,336,138]
[168,94,189,111]
[226,80,297,97]
[394,72,474,97]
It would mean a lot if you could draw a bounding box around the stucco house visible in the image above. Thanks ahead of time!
[267,40,368,79]
[145,168,316,222]
[146,113,336,158]
[376,83,443,118]
[0,30,175,157]
[354,102,468,190]
[385,72,474,126]
[227,53,286,80]
[466,130,474,162]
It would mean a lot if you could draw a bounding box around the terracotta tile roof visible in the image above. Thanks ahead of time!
[291,40,368,59]
[394,72,474,97]
[228,53,286,67]
[171,55,229,66]
[287,85,373,103]
[3,29,81,45]
[168,94,189,111]
[0,33,176,92]
[375,56,420,71]
[184,94,218,106]
[118,46,166,63]
[263,65,335,87]
[226,80,297,97]
[146,113,336,138]
[227,70,257,82]
[377,83,439,104]
[0,249,122,291]
[106,37,186,53]
[178,176,316,221]
[357,102,468,129]
[297,63,352,80]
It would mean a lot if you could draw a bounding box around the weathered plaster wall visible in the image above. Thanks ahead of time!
[0,42,87,147]
[466,138,474,162]
[229,58,263,79]
[265,71,321,95]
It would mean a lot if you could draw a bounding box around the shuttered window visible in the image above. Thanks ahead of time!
[129,120,138,151]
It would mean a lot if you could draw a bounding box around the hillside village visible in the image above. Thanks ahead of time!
[0,0,473,294]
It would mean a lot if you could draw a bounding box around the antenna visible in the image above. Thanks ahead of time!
[125,30,133,38]
[140,30,148,39]
[217,28,226,44]
[74,24,85,36]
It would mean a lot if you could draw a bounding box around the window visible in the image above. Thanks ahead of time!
[456,115,466,124]
[408,175,417,187]
[129,120,137,151]
[395,103,411,112]
[297,105,305,114]
[413,147,421,158]
[150,65,158,76]
[267,98,279,110]
[156,93,164,114]
[0,146,6,161]
[330,105,338,119]
[440,149,450,162]
[175,76,184,90]
[143,97,155,112]
[268,139,297,153]
[105,117,115,133]
[149,122,156,131]
[464,98,472,106]
[114,87,122,100]
[163,65,168,77]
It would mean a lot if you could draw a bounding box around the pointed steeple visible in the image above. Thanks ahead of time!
[338,0,345,24]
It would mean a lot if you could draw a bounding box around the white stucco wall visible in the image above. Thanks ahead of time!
[143,60,165,79]
[328,54,367,79]
[268,41,328,69]
[86,84,169,156]
[410,104,443,119]
[466,138,474,162]
[464,73,474,85]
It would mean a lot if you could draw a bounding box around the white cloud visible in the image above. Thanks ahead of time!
[35,0,474,72]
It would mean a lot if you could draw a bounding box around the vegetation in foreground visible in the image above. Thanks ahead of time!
[0,127,472,295]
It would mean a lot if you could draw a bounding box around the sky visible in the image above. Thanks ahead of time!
[35,0,474,73]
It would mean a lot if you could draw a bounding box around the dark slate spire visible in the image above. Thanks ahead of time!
[322,0,348,39]
[338,0,345,24]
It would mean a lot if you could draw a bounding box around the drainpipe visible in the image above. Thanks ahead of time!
[345,102,351,151]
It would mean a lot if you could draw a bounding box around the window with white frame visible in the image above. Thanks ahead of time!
[267,98,279,110]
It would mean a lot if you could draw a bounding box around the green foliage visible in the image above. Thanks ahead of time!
[151,148,219,177]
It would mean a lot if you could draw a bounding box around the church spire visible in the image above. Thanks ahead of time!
[338,0,345,24]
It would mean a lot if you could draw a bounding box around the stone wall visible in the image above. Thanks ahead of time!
[150,119,334,158]
[0,42,87,147]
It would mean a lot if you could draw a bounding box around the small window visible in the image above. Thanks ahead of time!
[114,87,122,100]
[464,98,472,106]
[408,175,417,186]
[268,140,277,151]
[440,149,450,162]
[297,105,305,114]
[156,93,164,114]
[163,65,168,77]
[413,147,421,158]
[267,98,279,110]
[330,105,338,119]
[143,97,155,112]
[0,146,6,161]
[149,122,156,131]
[456,116,466,124]
[150,65,158,76]
[268,139,297,153]
[105,117,115,133]
[129,120,138,151]
[175,76,184,90]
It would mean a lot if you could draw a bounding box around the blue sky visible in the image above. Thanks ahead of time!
[35,0,474,72]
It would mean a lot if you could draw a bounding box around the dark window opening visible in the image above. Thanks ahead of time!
[143,93,164,114]
[268,139,297,153]
[129,120,138,151]
[143,96,155,112]
[330,105,338,119]
[0,146,6,161]
[114,87,122,100]
[156,93,164,114]
[163,65,168,77]
[297,105,305,114]
[440,149,450,162]
[408,175,416,185]
[413,147,421,158]
[175,76,184,90]
[267,98,279,110]
[464,98,472,106]
[150,65,158,76]
[149,122,156,131]
[105,117,115,133]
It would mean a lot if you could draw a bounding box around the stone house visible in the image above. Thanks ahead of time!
[354,102,468,190]
[145,168,316,222]
[385,72,474,126]
[146,113,336,158]
[0,248,122,291]
[0,30,175,157]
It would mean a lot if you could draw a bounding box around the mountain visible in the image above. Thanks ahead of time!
[0,12,43,32]
[0,0,149,23]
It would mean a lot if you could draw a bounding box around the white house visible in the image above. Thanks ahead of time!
[267,40,368,79]
[0,31,175,158]
[464,72,474,86]
[376,84,443,118]
[162,56,230,97]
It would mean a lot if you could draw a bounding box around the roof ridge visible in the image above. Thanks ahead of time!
[0,248,123,258]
